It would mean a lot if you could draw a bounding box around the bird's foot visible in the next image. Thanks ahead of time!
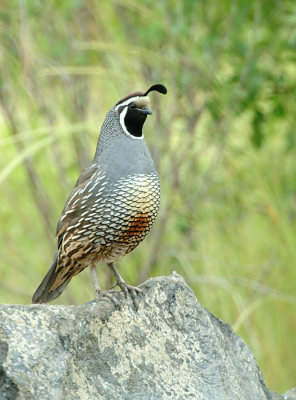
[95,289,120,309]
[113,279,143,310]
[107,263,144,310]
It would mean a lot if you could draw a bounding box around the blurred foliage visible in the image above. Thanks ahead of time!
[0,0,296,393]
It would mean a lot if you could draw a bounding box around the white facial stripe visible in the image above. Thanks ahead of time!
[119,105,144,140]
[115,96,140,111]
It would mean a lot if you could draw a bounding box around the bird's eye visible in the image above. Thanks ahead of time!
[129,103,137,109]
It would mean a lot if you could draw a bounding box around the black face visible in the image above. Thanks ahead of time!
[124,103,151,138]
[116,83,167,138]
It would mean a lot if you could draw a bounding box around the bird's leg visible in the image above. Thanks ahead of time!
[91,266,101,298]
[107,263,143,309]
[90,266,120,308]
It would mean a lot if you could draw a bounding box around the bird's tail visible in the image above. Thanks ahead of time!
[32,253,70,304]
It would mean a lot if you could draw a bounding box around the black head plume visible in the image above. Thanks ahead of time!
[144,84,167,96]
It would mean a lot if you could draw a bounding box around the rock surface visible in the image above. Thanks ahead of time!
[0,273,290,400]
[284,388,296,400]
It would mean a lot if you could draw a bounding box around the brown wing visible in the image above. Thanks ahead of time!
[34,163,109,302]
[55,161,106,249]
[47,161,108,291]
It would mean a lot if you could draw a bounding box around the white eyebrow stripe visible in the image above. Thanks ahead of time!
[115,96,140,111]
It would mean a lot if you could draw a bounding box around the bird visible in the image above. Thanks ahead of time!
[32,83,167,307]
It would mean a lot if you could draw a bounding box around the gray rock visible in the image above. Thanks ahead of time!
[0,273,286,400]
[284,388,296,399]
[273,392,286,400]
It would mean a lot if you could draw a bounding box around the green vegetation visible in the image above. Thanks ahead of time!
[1,0,295,393]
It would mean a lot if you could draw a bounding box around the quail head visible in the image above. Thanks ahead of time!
[32,83,167,307]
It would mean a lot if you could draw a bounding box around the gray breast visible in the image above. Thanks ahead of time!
[99,135,157,181]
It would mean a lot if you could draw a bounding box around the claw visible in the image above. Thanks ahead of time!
[116,281,143,310]
[95,289,121,309]
[107,262,144,310]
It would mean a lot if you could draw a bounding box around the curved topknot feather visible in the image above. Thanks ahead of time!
[144,84,167,96]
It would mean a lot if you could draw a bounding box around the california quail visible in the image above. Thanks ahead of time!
[32,84,167,307]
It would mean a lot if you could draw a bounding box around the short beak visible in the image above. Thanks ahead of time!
[140,106,152,115]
